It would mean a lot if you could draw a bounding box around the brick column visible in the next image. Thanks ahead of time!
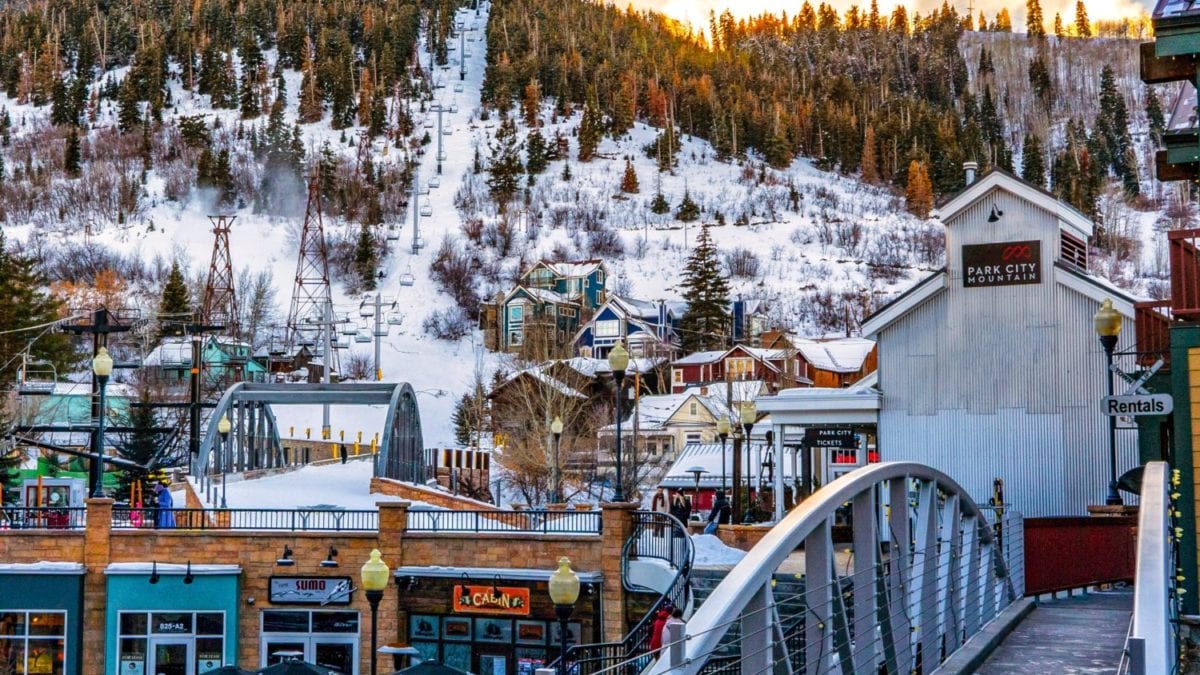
[372,501,408,672]
[599,502,638,642]
[83,498,113,675]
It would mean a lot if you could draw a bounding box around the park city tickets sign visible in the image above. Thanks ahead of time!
[962,240,1042,288]
[453,585,531,615]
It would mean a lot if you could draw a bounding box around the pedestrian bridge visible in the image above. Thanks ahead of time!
[632,461,1177,675]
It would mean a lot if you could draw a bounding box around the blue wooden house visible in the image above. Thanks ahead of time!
[498,260,608,353]
[573,296,686,360]
[142,336,267,387]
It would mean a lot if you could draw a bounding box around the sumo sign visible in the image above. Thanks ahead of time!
[1102,394,1173,416]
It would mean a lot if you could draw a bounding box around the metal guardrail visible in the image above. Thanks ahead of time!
[0,507,87,530]
[1119,462,1179,675]
[559,511,693,675]
[404,509,602,534]
[642,462,1022,675]
[111,507,379,531]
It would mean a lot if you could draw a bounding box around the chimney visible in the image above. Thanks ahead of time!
[963,161,978,186]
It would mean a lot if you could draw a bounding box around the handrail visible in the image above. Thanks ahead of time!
[1121,462,1178,674]
[557,511,693,675]
[405,509,602,534]
[645,461,1019,675]
[0,507,87,530]
[110,506,379,531]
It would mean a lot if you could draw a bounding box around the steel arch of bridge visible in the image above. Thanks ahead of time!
[647,461,1023,675]
[197,382,424,482]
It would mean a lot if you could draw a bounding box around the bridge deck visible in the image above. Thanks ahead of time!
[977,588,1133,674]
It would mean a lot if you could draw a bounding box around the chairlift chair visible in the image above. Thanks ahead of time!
[428,176,441,188]
[336,337,351,350]
[16,359,58,396]
[454,82,464,93]
[386,228,400,242]
[340,324,358,336]
[387,314,404,325]
[450,104,459,113]
[442,126,453,136]
[374,327,390,337]
[423,118,434,129]
[360,302,374,318]
[420,203,433,217]
[418,184,430,195]
[399,265,416,287]
[354,333,372,344]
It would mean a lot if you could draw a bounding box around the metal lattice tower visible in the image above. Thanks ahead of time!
[286,178,338,372]
[200,215,239,335]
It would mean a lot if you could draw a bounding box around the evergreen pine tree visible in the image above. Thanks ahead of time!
[452,393,474,446]
[487,115,524,210]
[115,389,167,502]
[298,40,324,123]
[354,224,378,291]
[1026,0,1045,36]
[1147,87,1166,146]
[64,127,81,177]
[525,127,548,176]
[650,189,670,215]
[0,232,75,385]
[1074,1,1091,36]
[678,225,731,352]
[1054,13,1065,36]
[1021,133,1046,188]
[117,78,141,133]
[676,190,700,222]
[577,89,603,162]
[159,261,192,332]
[560,161,572,181]
[521,79,541,128]
[1029,57,1053,113]
[620,159,639,193]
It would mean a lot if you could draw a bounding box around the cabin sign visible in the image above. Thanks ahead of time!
[962,241,1042,288]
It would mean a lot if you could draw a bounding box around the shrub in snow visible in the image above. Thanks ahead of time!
[430,237,480,312]
[423,307,473,341]
[587,228,624,258]
[725,247,761,279]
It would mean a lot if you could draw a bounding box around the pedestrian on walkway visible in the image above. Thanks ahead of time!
[704,491,730,535]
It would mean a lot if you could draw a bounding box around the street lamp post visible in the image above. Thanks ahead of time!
[548,556,581,675]
[1093,298,1124,506]
[741,402,757,523]
[716,417,729,495]
[91,347,114,498]
[217,415,232,509]
[608,344,630,502]
[550,416,564,504]
[361,549,391,675]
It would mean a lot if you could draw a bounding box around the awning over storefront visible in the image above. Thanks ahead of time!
[391,567,603,583]
[755,374,882,426]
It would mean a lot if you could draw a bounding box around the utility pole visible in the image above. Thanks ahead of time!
[61,308,132,493]
[322,299,332,438]
[459,28,466,81]
[412,165,422,254]
[161,320,225,471]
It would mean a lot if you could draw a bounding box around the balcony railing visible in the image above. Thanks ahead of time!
[1169,229,1200,320]
[1134,300,1173,367]
[0,507,87,530]
[111,507,379,531]
[405,509,602,534]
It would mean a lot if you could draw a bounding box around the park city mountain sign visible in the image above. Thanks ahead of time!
[1103,394,1174,416]
[962,240,1042,288]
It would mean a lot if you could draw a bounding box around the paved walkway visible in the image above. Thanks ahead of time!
[977,588,1133,674]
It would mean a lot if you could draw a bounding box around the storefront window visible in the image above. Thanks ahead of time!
[261,610,358,673]
[117,611,225,675]
[0,611,66,675]
[410,615,583,675]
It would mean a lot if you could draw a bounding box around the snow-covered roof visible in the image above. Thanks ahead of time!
[35,380,136,398]
[546,259,604,278]
[792,337,876,373]
[659,442,797,489]
[601,382,765,433]
[0,562,85,575]
[558,357,662,377]
[106,563,241,575]
[672,350,727,365]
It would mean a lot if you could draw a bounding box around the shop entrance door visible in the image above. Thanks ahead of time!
[149,639,193,675]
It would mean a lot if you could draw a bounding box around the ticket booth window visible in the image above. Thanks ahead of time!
[0,611,66,675]
[117,611,225,675]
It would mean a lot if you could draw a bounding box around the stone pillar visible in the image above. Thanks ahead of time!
[599,502,638,642]
[374,501,409,671]
[83,498,113,675]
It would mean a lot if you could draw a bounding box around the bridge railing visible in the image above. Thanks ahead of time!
[637,462,1022,675]
[1119,462,1179,675]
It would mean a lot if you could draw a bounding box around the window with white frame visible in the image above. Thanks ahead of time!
[672,369,684,385]
[595,320,620,338]
[507,304,525,324]
[116,610,225,674]
[726,357,753,379]
[0,611,67,675]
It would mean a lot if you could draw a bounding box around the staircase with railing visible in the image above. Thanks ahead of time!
[558,510,694,675]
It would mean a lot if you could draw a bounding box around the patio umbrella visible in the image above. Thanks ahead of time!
[201,667,253,675]
[256,661,341,675]
[389,660,474,675]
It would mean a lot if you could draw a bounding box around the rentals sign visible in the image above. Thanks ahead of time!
[1103,394,1173,416]
[962,240,1042,288]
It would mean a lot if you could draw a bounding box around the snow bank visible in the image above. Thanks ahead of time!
[191,459,432,510]
[0,562,85,573]
[691,534,747,567]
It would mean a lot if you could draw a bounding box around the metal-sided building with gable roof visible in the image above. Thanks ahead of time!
[855,166,1142,517]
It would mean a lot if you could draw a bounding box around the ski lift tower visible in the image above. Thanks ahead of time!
[287,178,338,437]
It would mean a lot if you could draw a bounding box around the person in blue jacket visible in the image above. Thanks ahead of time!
[153,482,176,529]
